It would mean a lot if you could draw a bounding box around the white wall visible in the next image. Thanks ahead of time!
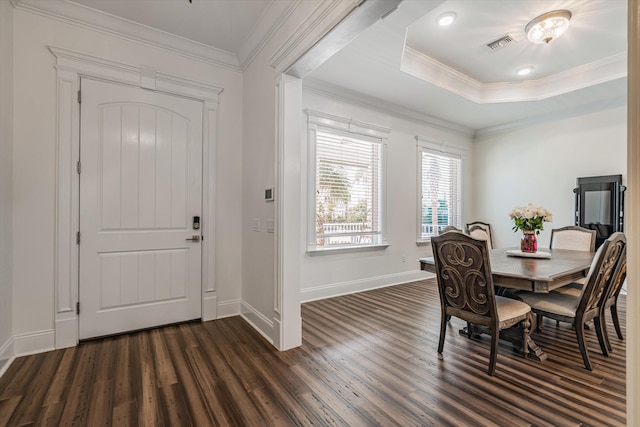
[240,51,277,333]
[299,88,474,301]
[473,106,627,249]
[10,8,244,353]
[0,0,14,369]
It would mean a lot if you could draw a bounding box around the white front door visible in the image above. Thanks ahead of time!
[79,78,203,339]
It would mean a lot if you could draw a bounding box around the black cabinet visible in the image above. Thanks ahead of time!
[574,175,625,249]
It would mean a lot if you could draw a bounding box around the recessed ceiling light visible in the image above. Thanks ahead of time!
[517,66,534,76]
[436,12,456,27]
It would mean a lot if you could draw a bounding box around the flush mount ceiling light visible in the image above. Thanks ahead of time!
[436,12,456,27]
[525,10,572,44]
[517,66,534,76]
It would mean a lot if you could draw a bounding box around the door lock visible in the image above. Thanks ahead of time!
[186,235,201,242]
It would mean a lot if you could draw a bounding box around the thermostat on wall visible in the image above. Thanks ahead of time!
[265,187,274,201]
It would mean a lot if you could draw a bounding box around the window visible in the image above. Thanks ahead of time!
[417,138,463,240]
[306,110,390,251]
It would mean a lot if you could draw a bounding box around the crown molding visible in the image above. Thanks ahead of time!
[269,0,361,76]
[401,46,627,104]
[237,0,298,71]
[14,0,242,70]
[475,93,626,137]
[303,78,474,138]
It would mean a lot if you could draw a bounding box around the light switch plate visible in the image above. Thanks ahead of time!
[266,219,275,233]
[252,218,261,232]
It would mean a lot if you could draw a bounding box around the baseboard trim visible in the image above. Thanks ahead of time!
[55,315,78,349]
[301,270,433,302]
[202,292,218,321]
[13,329,55,357]
[240,301,274,345]
[0,337,15,378]
[216,299,241,319]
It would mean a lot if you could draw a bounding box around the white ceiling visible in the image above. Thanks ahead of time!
[69,0,278,55]
[50,0,628,134]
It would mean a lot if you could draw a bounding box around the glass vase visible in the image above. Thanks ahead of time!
[521,231,537,253]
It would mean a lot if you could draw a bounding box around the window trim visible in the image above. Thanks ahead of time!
[306,109,391,253]
[416,136,465,243]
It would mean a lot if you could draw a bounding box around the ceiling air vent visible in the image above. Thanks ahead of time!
[486,34,518,51]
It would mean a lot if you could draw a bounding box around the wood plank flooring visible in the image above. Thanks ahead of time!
[0,279,626,426]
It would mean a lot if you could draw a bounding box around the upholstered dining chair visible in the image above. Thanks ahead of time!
[439,225,461,234]
[553,240,627,355]
[549,226,597,289]
[466,221,493,249]
[518,232,626,370]
[600,246,627,354]
[549,225,597,252]
[431,231,533,376]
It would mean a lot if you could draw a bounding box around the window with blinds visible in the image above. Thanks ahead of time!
[419,150,462,239]
[314,129,382,248]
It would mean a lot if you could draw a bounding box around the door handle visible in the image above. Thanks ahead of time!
[186,235,201,242]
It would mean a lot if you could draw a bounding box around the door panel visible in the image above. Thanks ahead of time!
[79,78,203,339]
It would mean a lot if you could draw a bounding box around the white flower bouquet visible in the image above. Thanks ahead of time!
[508,204,553,235]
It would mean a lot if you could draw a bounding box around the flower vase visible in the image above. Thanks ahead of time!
[521,231,537,253]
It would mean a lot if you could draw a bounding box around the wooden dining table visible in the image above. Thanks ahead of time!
[419,247,596,361]
[419,247,594,293]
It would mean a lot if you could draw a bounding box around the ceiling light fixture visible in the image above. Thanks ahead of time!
[517,66,534,76]
[436,12,456,27]
[525,10,571,44]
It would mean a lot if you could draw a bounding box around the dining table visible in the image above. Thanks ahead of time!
[419,247,596,361]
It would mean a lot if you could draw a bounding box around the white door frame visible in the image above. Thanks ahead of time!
[50,46,222,348]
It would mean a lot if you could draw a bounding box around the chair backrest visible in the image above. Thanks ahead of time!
[549,226,597,252]
[431,231,497,327]
[577,232,626,318]
[603,239,627,305]
[467,224,493,250]
[466,221,492,242]
[439,225,461,234]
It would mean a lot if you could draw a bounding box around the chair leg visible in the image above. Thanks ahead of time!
[537,314,544,331]
[611,304,623,340]
[437,311,447,357]
[600,312,613,354]
[488,328,499,376]
[575,320,593,371]
[535,313,543,333]
[521,313,532,359]
[593,315,609,357]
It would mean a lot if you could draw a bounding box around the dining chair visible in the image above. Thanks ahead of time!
[554,243,627,352]
[549,226,597,290]
[599,247,627,354]
[466,221,493,249]
[517,232,625,370]
[439,225,461,234]
[431,231,533,376]
[549,225,597,252]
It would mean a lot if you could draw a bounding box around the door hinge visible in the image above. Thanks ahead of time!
[76,231,80,244]
[77,161,81,174]
[76,302,80,315]
[77,90,81,104]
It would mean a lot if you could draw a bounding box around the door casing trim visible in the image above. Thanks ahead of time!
[49,45,222,348]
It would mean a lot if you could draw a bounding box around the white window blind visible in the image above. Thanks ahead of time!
[314,129,381,248]
[420,150,462,239]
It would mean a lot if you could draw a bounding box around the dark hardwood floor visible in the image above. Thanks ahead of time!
[0,279,626,426]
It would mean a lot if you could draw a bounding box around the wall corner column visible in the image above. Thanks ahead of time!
[627,0,639,423]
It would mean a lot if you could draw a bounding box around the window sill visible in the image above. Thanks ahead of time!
[416,239,432,246]
[307,243,389,256]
